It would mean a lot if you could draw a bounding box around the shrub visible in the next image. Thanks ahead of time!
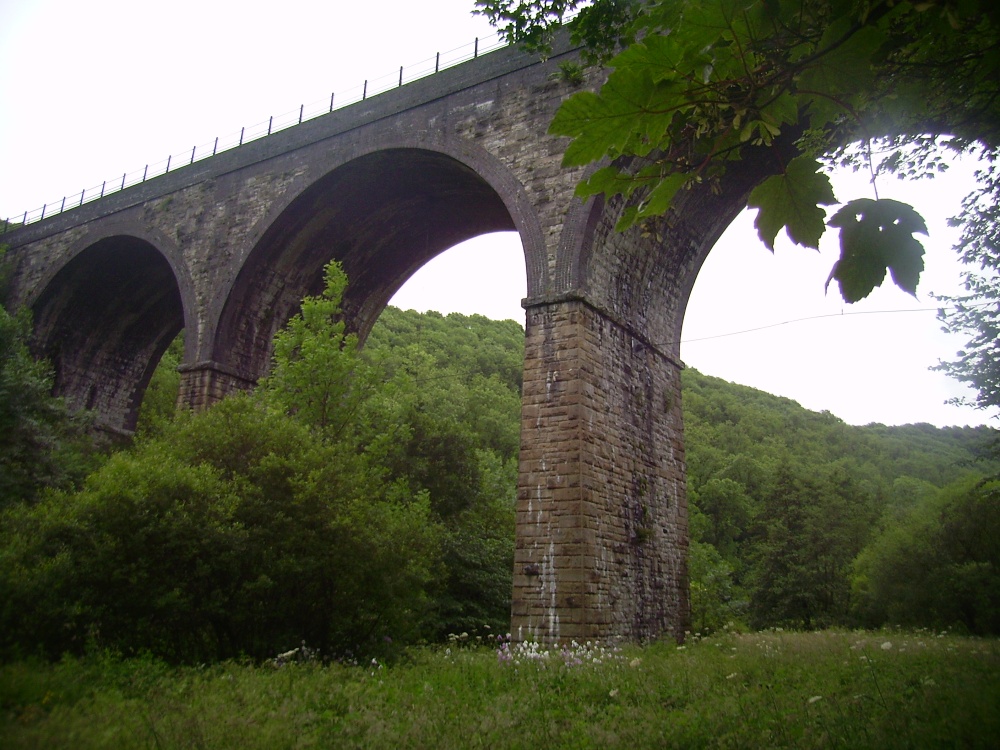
[0,397,442,663]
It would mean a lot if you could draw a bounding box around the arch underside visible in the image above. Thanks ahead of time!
[31,236,184,433]
[573,139,795,356]
[213,148,517,381]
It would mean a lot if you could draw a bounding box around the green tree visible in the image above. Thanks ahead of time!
[688,538,744,633]
[0,297,98,508]
[745,467,863,629]
[852,475,1000,633]
[934,157,1000,420]
[362,307,522,636]
[477,1,1000,302]
[0,395,443,663]
[260,261,379,438]
[134,333,184,437]
[0,263,446,663]
[690,477,752,565]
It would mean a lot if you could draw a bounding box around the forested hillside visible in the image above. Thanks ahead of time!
[1,273,997,664]
[682,368,999,634]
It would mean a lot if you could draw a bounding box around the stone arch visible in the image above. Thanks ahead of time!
[209,142,544,385]
[568,141,794,357]
[29,226,191,433]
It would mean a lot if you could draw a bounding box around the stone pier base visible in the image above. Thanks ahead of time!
[176,361,256,412]
[511,295,690,644]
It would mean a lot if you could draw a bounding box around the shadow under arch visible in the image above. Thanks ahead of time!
[212,146,541,383]
[30,231,189,433]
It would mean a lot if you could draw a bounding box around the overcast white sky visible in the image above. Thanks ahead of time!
[1,0,994,428]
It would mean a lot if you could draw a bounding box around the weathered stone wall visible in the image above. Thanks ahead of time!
[513,296,688,644]
[176,361,256,412]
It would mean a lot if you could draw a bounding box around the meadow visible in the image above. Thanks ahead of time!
[3,629,997,749]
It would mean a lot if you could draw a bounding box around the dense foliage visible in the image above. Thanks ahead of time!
[363,307,522,634]
[0,265,520,663]
[2,260,998,664]
[683,367,1000,634]
[0,252,101,510]
[1,395,442,662]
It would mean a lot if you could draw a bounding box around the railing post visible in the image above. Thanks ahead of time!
[435,52,440,73]
[190,146,196,164]
[239,127,245,146]
[330,92,335,112]
[21,211,27,225]
[475,37,479,57]
[399,66,403,87]
[298,104,304,124]
[213,137,218,155]
[60,196,66,213]
[363,80,367,100]
[121,172,127,190]
[40,203,46,220]
[267,115,273,135]
[165,155,172,174]
[143,165,148,182]
[100,180,106,198]
[78,191,84,207]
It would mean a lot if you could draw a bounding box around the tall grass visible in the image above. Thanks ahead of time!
[2,630,997,748]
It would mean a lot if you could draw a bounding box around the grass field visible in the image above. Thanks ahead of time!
[2,630,997,748]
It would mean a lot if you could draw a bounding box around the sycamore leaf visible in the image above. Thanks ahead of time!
[763,92,800,128]
[615,204,641,232]
[575,166,630,199]
[636,172,689,219]
[748,156,837,250]
[825,198,928,302]
[550,90,632,165]
[551,68,676,167]
[608,34,684,85]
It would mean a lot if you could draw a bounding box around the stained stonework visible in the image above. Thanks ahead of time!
[513,296,688,643]
[176,361,256,412]
[2,34,787,645]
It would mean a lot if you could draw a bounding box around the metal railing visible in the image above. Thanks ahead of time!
[2,31,506,234]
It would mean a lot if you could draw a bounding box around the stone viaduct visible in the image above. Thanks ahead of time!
[2,36,784,646]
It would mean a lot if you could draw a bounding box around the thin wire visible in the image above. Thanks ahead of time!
[678,302,994,346]
[368,301,995,387]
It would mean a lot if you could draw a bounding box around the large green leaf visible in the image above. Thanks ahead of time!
[575,165,629,199]
[636,171,690,219]
[551,67,677,166]
[826,198,929,302]
[748,156,837,250]
[608,33,685,85]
